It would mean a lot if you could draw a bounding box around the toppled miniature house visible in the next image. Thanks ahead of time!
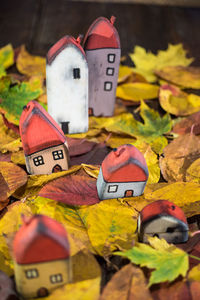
[83,16,121,117]
[96,144,149,200]
[20,100,69,175]
[46,35,88,134]
[138,200,189,244]
[13,215,71,298]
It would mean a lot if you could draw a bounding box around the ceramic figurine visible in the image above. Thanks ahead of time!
[46,35,88,134]
[20,100,69,175]
[13,214,71,298]
[83,16,121,116]
[96,144,149,200]
[138,200,189,244]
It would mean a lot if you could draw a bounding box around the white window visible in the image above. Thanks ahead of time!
[106,68,114,76]
[52,150,64,160]
[108,185,118,193]
[50,274,63,284]
[33,156,44,166]
[25,269,39,279]
[104,82,112,91]
[108,54,115,63]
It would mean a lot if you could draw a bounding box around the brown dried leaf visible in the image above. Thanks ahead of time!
[0,270,19,300]
[173,111,200,135]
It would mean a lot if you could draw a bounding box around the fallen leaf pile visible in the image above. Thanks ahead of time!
[1,43,200,299]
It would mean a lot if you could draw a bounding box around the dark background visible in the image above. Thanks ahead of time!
[1,0,200,64]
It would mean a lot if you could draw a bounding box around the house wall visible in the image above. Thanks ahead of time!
[86,48,121,116]
[14,258,72,298]
[26,143,69,175]
[46,44,88,134]
[97,167,146,200]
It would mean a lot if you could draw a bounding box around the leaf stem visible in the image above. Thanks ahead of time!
[189,254,200,262]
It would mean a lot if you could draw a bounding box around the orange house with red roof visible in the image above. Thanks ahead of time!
[138,200,189,244]
[13,215,71,298]
[20,100,69,175]
[83,16,121,116]
[96,144,149,200]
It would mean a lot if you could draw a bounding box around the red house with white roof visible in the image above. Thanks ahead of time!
[20,100,69,175]
[138,200,189,244]
[13,215,71,298]
[46,35,88,134]
[96,144,149,200]
[83,16,121,116]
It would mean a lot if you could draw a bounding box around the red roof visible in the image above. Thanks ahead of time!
[83,16,120,50]
[101,144,148,183]
[13,215,70,264]
[47,35,86,65]
[140,200,187,225]
[20,101,66,155]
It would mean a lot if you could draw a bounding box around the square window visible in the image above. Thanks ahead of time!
[104,82,112,91]
[108,185,118,193]
[73,68,80,79]
[25,269,39,279]
[108,54,115,63]
[50,274,63,284]
[52,150,64,160]
[33,156,44,167]
[106,68,114,76]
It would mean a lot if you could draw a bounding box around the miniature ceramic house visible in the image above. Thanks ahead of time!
[13,215,71,298]
[83,16,121,116]
[138,200,189,244]
[46,35,88,134]
[96,144,149,200]
[20,100,69,175]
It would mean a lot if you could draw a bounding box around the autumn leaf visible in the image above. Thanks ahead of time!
[129,44,193,82]
[39,174,100,206]
[156,66,200,89]
[172,111,200,135]
[188,264,200,281]
[100,264,153,300]
[0,44,14,78]
[116,236,188,286]
[116,82,159,102]
[159,84,200,116]
[118,65,134,83]
[16,45,46,77]
[186,158,200,183]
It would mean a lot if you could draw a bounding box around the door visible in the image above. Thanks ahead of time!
[37,287,49,297]
[124,190,133,197]
[52,164,62,173]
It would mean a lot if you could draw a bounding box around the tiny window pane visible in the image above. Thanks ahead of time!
[50,274,63,284]
[73,68,80,79]
[108,54,115,63]
[52,150,64,160]
[33,156,44,166]
[25,269,39,279]
[104,82,112,91]
[108,185,118,193]
[106,68,114,76]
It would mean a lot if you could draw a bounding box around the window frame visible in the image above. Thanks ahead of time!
[52,150,64,161]
[73,68,81,79]
[108,185,118,193]
[50,273,63,284]
[108,54,116,63]
[25,269,39,279]
[33,155,44,167]
[104,81,113,92]
[106,67,115,76]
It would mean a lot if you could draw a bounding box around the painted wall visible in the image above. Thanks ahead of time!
[86,48,121,116]
[46,44,88,134]
[26,143,69,175]
[97,167,146,200]
[14,258,72,298]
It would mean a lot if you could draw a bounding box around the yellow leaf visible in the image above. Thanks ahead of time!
[159,84,200,116]
[0,115,19,153]
[156,66,200,89]
[16,45,46,77]
[116,82,159,102]
[130,44,193,83]
[102,133,136,149]
[81,164,99,179]
[0,138,22,153]
[118,65,134,83]
[188,264,200,281]
[0,44,14,78]
[149,136,168,154]
[11,150,25,165]
[186,158,200,183]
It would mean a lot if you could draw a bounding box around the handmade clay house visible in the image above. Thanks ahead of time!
[20,100,69,175]
[83,16,121,116]
[138,200,189,244]
[96,144,149,200]
[46,35,88,134]
[13,215,71,298]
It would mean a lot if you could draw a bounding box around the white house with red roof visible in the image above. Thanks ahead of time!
[46,35,88,134]
[20,100,69,175]
[83,16,121,116]
[97,144,149,200]
[13,215,71,298]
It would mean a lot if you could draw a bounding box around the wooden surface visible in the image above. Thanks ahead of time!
[0,0,200,64]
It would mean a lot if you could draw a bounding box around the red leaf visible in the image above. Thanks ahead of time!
[0,113,19,135]
[173,111,200,135]
[67,137,97,156]
[39,175,100,206]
